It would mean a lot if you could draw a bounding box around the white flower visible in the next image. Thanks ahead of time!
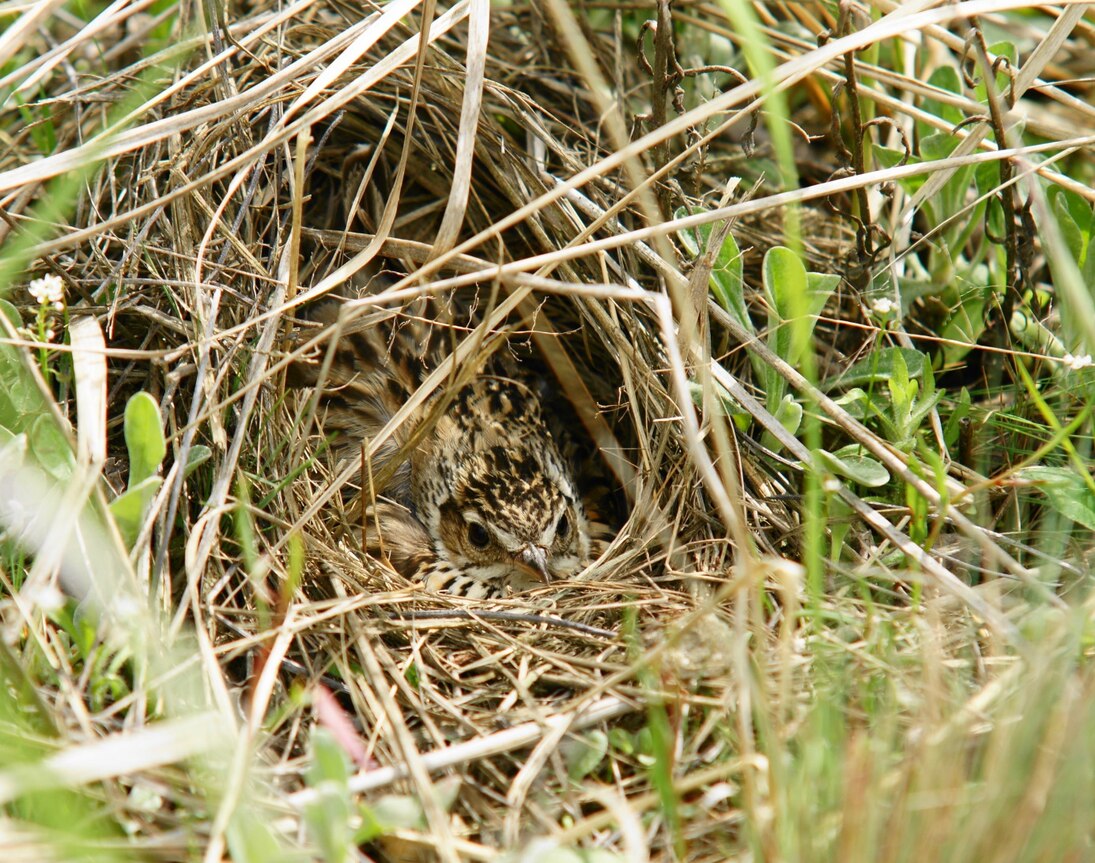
[28,274,65,308]
[1062,353,1093,371]
[823,476,841,493]
[870,297,897,316]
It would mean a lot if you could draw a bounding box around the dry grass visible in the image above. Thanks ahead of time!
[1,0,1094,861]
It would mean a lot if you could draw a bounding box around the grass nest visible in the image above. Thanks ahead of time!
[3,0,1093,860]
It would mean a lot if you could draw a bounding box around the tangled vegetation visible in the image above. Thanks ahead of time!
[1,1,1093,861]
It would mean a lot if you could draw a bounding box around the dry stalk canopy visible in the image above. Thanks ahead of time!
[9,0,1091,858]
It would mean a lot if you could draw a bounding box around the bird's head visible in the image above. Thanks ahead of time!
[431,442,590,591]
[413,376,591,593]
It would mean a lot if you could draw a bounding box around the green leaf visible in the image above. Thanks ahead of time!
[51,600,98,660]
[687,380,747,420]
[907,389,943,431]
[366,794,427,832]
[564,729,609,781]
[354,777,461,844]
[829,347,928,390]
[979,42,1017,101]
[1052,187,1092,271]
[226,809,291,863]
[922,66,965,131]
[305,730,353,863]
[886,350,921,433]
[608,727,635,756]
[675,208,703,258]
[773,392,803,438]
[762,248,837,385]
[124,392,166,488]
[0,303,50,435]
[761,246,811,410]
[873,145,922,194]
[707,230,747,333]
[1048,188,1095,300]
[109,477,163,547]
[832,387,869,420]
[1055,186,1094,236]
[185,444,212,477]
[0,298,21,328]
[827,492,854,562]
[1010,309,1065,356]
[29,413,74,481]
[817,446,891,487]
[354,804,388,844]
[307,728,351,789]
[762,392,803,453]
[919,133,975,231]
[806,272,840,319]
[763,246,809,361]
[1019,467,1095,532]
[942,388,972,450]
[939,285,988,367]
[307,788,351,863]
[676,208,750,334]
[890,346,910,390]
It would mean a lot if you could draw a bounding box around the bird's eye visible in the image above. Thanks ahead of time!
[556,512,570,540]
[467,522,490,548]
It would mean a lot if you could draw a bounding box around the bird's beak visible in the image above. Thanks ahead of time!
[517,545,550,583]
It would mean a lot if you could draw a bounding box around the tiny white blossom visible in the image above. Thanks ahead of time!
[870,297,897,316]
[28,274,65,307]
[823,476,841,493]
[1062,353,1093,371]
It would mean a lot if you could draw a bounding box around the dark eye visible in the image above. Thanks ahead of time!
[556,512,570,540]
[467,522,490,548]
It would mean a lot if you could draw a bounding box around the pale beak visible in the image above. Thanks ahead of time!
[517,545,550,582]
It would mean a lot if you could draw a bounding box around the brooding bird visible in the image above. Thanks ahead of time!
[292,301,592,598]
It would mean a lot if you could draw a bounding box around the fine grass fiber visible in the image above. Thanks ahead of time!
[0,1,1094,861]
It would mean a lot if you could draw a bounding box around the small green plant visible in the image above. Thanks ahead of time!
[0,297,58,443]
[301,725,467,863]
[0,298,206,555]
[678,215,839,449]
[821,346,942,488]
[109,393,167,547]
[854,349,942,455]
[110,393,208,548]
[303,729,356,863]
[759,246,840,435]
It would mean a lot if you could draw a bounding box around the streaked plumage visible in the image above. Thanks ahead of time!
[292,301,592,598]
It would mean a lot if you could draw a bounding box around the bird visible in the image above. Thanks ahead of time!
[290,297,593,599]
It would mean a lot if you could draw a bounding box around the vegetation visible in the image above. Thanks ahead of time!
[0,0,1093,860]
